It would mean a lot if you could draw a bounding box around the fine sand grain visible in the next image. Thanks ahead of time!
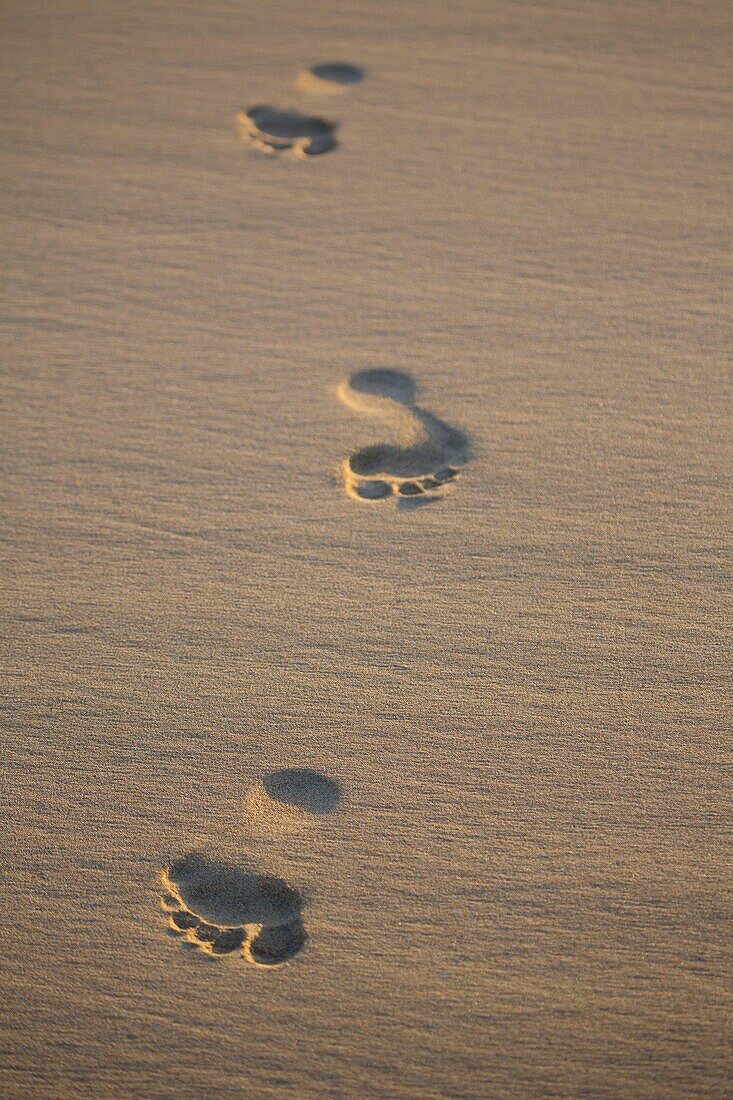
[1,1,731,1098]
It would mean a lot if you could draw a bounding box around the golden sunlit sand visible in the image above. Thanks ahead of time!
[1,0,731,1097]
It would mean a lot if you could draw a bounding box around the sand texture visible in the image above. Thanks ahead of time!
[1,1,732,1097]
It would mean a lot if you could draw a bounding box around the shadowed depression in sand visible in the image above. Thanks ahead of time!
[161,770,342,966]
[247,768,342,829]
[297,63,365,94]
[236,106,338,157]
[162,854,307,967]
[338,369,469,502]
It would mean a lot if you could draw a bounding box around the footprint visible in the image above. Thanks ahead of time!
[160,769,342,968]
[338,370,469,503]
[161,853,307,968]
[247,768,342,832]
[236,106,337,158]
[296,62,365,94]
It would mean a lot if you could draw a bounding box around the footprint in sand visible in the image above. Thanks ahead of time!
[296,62,365,95]
[247,768,342,833]
[236,106,337,158]
[162,854,307,967]
[236,61,363,158]
[338,370,469,503]
[161,769,342,968]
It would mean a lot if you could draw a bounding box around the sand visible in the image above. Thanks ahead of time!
[1,1,731,1097]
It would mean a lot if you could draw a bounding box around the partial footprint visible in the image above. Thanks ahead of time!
[236,106,337,158]
[162,853,307,968]
[338,370,469,503]
[247,768,342,832]
[296,62,365,94]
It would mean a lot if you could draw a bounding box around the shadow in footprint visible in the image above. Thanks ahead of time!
[264,769,341,814]
[247,768,342,832]
[162,853,307,967]
[236,106,337,157]
[297,63,365,94]
[338,369,470,503]
[167,853,302,926]
[246,919,307,967]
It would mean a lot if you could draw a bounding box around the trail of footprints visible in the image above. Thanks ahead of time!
[164,62,471,979]
[235,64,469,500]
[161,769,341,969]
[236,62,364,158]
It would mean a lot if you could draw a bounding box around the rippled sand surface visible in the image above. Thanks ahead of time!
[2,1,731,1096]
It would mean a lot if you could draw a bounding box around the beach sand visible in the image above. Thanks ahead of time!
[1,1,731,1096]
